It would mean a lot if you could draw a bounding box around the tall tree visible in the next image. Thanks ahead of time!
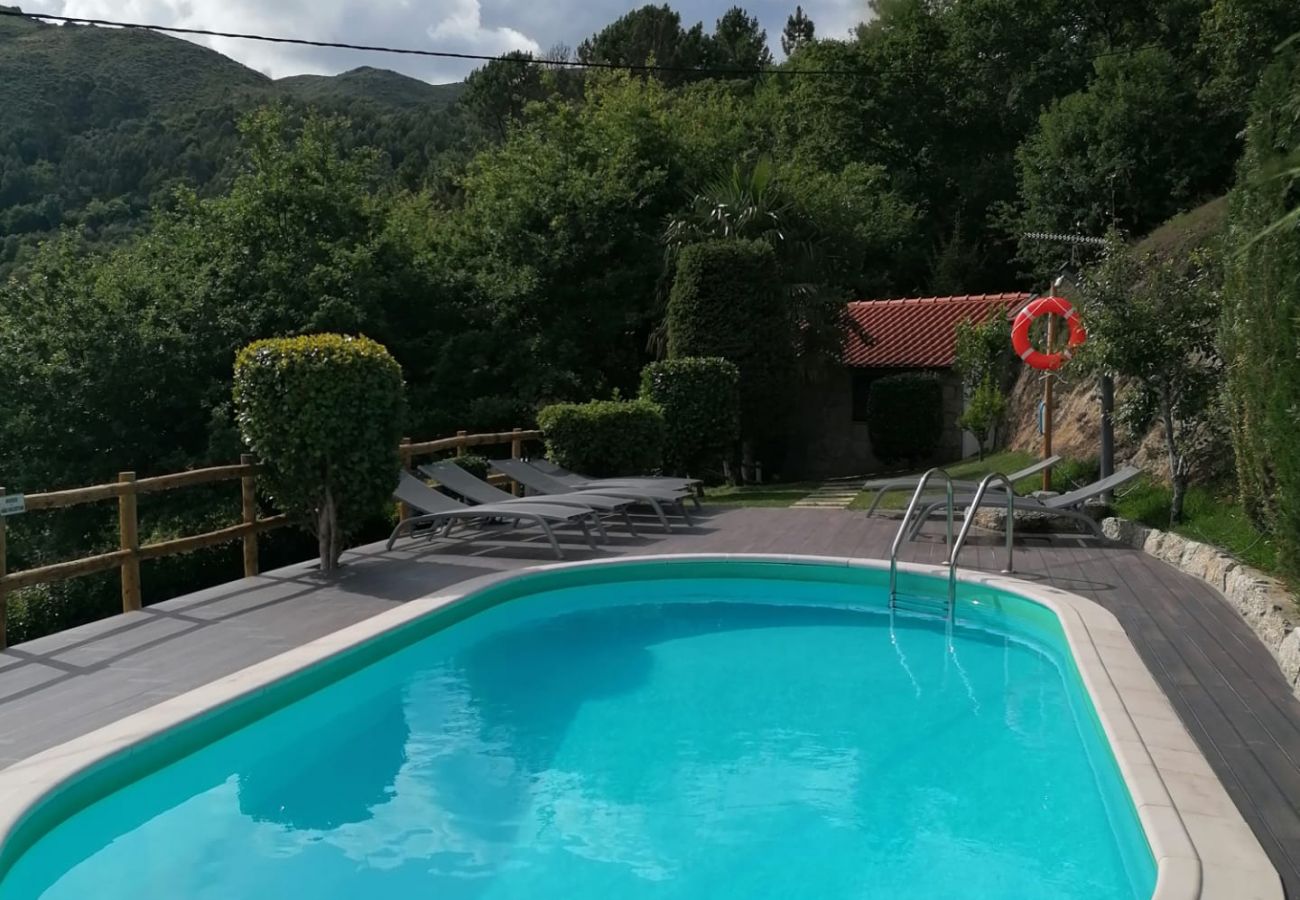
[781,5,816,56]
[712,6,773,70]
[461,52,546,141]
[577,4,712,83]
[1013,48,1229,274]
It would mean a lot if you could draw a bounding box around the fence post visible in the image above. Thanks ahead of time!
[398,437,413,523]
[118,472,142,612]
[0,486,7,650]
[456,430,468,457]
[240,454,259,578]
[511,428,524,496]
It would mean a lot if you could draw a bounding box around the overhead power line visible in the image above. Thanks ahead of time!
[2,8,1166,81]
[0,9,851,77]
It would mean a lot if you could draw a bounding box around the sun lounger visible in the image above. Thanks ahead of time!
[491,459,694,530]
[420,460,643,536]
[907,466,1142,540]
[528,458,701,494]
[863,456,1063,517]
[386,472,603,558]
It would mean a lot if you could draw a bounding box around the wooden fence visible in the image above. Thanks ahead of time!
[0,428,541,650]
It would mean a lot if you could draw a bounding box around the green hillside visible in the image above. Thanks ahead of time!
[275,66,466,111]
[0,7,468,278]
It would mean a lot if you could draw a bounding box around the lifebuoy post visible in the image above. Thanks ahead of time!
[1043,315,1056,492]
[1010,295,1088,492]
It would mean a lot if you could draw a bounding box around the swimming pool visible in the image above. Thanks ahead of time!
[0,558,1160,899]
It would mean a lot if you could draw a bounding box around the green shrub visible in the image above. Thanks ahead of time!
[866,373,944,465]
[957,376,1008,460]
[666,240,794,444]
[1055,456,1101,491]
[234,334,405,572]
[536,399,664,478]
[452,453,491,482]
[1221,45,1300,577]
[639,357,740,475]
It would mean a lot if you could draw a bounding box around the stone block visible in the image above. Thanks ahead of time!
[972,506,1088,534]
[1278,630,1300,690]
[1102,517,1150,547]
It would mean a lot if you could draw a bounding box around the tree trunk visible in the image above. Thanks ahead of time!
[317,485,339,573]
[741,440,756,485]
[1159,383,1186,526]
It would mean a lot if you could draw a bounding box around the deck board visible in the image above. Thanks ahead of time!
[3,506,1300,895]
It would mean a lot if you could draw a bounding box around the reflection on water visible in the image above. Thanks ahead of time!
[238,689,409,831]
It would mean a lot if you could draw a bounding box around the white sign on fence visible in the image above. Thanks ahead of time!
[0,494,26,517]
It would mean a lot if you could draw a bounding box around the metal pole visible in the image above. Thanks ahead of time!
[1042,316,1056,493]
[1099,373,1115,500]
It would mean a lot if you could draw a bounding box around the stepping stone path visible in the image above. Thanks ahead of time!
[791,477,863,509]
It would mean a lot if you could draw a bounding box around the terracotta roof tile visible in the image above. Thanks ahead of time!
[843,293,1032,368]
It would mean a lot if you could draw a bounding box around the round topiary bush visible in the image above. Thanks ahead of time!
[536,399,664,478]
[234,334,405,572]
[639,357,740,476]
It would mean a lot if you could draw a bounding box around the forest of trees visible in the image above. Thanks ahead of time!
[2,0,1299,638]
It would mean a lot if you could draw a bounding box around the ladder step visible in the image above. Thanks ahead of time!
[890,593,949,616]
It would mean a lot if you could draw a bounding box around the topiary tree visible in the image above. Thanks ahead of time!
[536,399,665,478]
[1221,44,1300,569]
[639,357,740,476]
[234,334,405,573]
[866,373,945,466]
[666,239,794,477]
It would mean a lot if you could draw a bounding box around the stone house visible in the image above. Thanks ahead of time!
[789,293,1031,479]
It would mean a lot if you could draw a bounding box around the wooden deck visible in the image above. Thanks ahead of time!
[2,506,1299,896]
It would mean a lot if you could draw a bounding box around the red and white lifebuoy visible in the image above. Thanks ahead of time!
[1011,296,1087,371]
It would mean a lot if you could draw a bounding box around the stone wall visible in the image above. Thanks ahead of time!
[1102,517,1300,700]
[788,367,965,479]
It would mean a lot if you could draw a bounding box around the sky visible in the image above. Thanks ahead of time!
[21,1,873,83]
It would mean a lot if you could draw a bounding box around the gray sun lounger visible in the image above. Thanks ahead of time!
[528,458,702,494]
[387,472,604,558]
[907,466,1142,540]
[491,459,694,530]
[863,456,1063,517]
[420,460,643,537]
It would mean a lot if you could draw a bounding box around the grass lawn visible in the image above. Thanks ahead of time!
[704,482,820,508]
[1114,479,1279,576]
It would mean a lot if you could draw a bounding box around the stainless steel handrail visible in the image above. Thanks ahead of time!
[888,468,954,608]
[948,472,1015,575]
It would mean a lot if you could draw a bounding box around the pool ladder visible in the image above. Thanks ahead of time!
[887,470,1015,621]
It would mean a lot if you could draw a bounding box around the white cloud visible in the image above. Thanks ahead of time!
[18,1,872,82]
[22,0,541,82]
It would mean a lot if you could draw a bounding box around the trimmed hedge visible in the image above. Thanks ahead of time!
[536,399,664,478]
[666,239,794,442]
[866,373,944,465]
[639,357,740,476]
[1221,45,1300,578]
[234,333,405,572]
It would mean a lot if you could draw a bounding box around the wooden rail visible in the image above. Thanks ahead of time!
[0,429,542,650]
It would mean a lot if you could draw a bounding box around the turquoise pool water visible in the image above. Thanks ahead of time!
[0,562,1155,899]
